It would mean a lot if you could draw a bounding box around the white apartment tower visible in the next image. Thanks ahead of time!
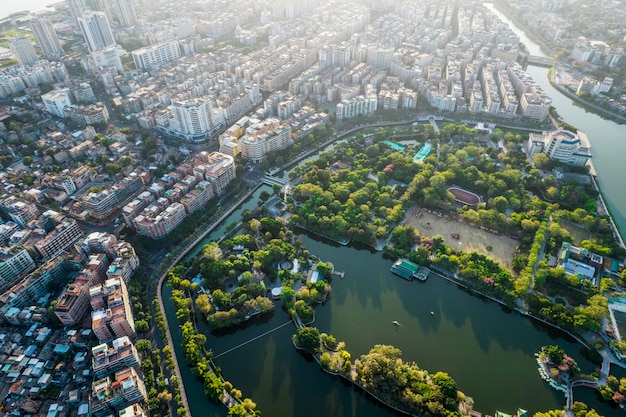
[78,11,116,53]
[113,0,137,27]
[9,37,38,66]
[30,18,64,57]
[66,0,87,24]
[131,41,180,70]
[42,88,73,118]
[171,99,225,139]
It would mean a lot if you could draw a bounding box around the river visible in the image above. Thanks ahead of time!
[485,2,626,236]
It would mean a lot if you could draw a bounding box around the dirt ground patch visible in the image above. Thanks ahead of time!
[561,222,591,246]
[404,206,519,270]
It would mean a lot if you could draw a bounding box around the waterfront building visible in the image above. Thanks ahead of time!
[90,278,135,342]
[194,152,236,196]
[30,18,64,57]
[92,336,140,379]
[90,367,146,417]
[180,180,215,214]
[132,202,186,239]
[132,41,181,70]
[9,37,38,66]
[77,11,116,53]
[336,95,378,120]
[527,129,592,167]
[42,88,72,118]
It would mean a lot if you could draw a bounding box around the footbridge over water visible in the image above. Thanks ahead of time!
[262,174,288,187]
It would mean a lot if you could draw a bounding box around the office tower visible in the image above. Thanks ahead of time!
[66,0,88,24]
[77,11,116,52]
[114,0,137,27]
[9,36,38,66]
[30,17,64,57]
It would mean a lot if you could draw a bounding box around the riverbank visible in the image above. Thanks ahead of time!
[549,69,626,125]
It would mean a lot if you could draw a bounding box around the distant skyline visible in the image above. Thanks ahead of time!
[0,0,56,20]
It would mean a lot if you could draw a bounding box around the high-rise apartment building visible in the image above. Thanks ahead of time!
[92,336,140,378]
[113,0,138,27]
[9,37,39,66]
[131,41,181,70]
[66,0,88,24]
[30,18,64,57]
[77,11,116,53]
[90,278,135,342]
[42,88,73,118]
[171,99,225,140]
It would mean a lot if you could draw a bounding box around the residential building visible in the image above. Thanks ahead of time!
[133,202,186,239]
[1,198,39,227]
[9,37,38,66]
[65,102,110,126]
[106,242,139,284]
[132,41,181,70]
[54,281,90,326]
[34,219,84,259]
[91,45,125,73]
[77,11,116,53]
[113,0,137,27]
[42,88,72,118]
[180,180,214,214]
[90,368,146,417]
[170,98,226,140]
[92,336,140,379]
[90,278,135,342]
[82,232,118,260]
[30,17,64,57]
[336,95,378,120]
[194,152,236,195]
[66,0,88,24]
[237,119,293,163]
[0,249,36,293]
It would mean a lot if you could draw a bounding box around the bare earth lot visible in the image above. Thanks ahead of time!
[404,206,519,270]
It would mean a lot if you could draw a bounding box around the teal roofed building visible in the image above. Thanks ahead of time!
[390,259,419,280]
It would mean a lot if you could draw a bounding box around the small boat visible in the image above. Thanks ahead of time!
[430,311,434,315]
[392,320,399,326]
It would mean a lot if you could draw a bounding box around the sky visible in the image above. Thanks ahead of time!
[0,0,57,20]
